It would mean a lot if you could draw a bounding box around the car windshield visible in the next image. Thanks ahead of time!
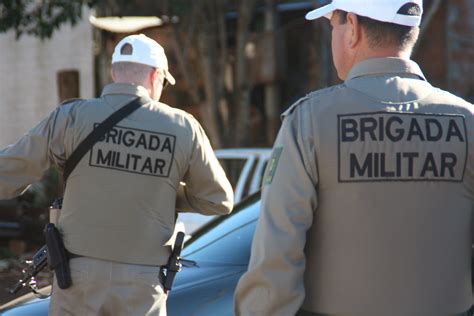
[181,192,260,265]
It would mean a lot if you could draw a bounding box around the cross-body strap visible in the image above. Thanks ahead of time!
[63,97,146,182]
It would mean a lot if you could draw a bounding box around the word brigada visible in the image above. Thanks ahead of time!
[98,127,174,152]
[340,115,464,143]
[338,112,467,182]
[90,125,176,177]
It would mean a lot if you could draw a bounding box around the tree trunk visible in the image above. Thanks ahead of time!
[198,25,222,148]
[166,1,222,147]
[169,24,200,105]
[446,0,474,99]
[319,21,333,87]
[234,0,257,146]
[263,0,279,145]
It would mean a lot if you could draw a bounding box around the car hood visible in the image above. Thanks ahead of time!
[171,260,246,293]
[0,288,50,315]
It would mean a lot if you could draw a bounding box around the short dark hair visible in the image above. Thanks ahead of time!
[120,43,133,55]
[335,7,420,51]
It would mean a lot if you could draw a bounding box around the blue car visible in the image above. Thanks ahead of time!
[0,193,260,316]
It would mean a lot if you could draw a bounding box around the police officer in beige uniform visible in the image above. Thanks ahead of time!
[0,34,233,315]
[235,0,474,315]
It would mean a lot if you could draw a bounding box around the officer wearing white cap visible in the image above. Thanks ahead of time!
[0,34,233,315]
[235,1,473,315]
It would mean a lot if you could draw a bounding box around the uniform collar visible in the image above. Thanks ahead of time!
[101,83,152,100]
[345,57,426,82]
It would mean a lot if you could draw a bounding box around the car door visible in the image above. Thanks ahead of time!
[168,194,260,316]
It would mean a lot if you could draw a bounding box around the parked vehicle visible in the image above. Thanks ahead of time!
[177,148,270,234]
[0,192,261,316]
[215,148,271,203]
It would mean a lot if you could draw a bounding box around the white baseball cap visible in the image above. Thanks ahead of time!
[112,34,176,85]
[305,0,423,27]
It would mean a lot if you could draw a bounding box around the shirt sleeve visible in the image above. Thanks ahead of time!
[466,111,474,245]
[234,104,319,315]
[175,116,234,216]
[0,107,67,199]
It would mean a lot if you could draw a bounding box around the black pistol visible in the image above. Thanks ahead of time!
[162,231,185,293]
[10,245,48,294]
[44,223,72,289]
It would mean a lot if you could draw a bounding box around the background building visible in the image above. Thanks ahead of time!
[0,7,94,148]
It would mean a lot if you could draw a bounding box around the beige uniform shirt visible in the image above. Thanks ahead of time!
[235,58,474,316]
[0,83,233,266]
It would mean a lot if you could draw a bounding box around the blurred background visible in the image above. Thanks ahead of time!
[0,0,473,303]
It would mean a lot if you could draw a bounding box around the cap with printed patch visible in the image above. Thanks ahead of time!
[305,0,423,27]
[112,34,176,85]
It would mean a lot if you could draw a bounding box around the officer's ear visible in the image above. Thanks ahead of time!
[151,68,158,80]
[150,68,160,86]
[346,12,362,49]
[149,68,164,101]
[110,67,116,82]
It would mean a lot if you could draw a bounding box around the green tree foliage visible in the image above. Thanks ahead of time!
[0,0,97,39]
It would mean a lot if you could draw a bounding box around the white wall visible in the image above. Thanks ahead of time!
[0,7,94,148]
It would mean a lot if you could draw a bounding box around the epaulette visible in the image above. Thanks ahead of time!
[59,98,84,106]
[281,85,348,121]
[280,95,309,120]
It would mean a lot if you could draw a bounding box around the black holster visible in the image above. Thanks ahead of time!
[44,223,72,289]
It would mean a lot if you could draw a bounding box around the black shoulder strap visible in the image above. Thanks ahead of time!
[63,97,145,182]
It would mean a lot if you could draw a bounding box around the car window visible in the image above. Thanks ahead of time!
[218,158,248,191]
[182,195,260,265]
[242,159,258,198]
[258,160,268,188]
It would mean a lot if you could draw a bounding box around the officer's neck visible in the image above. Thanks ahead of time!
[342,44,412,80]
[353,42,413,66]
[360,49,411,61]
